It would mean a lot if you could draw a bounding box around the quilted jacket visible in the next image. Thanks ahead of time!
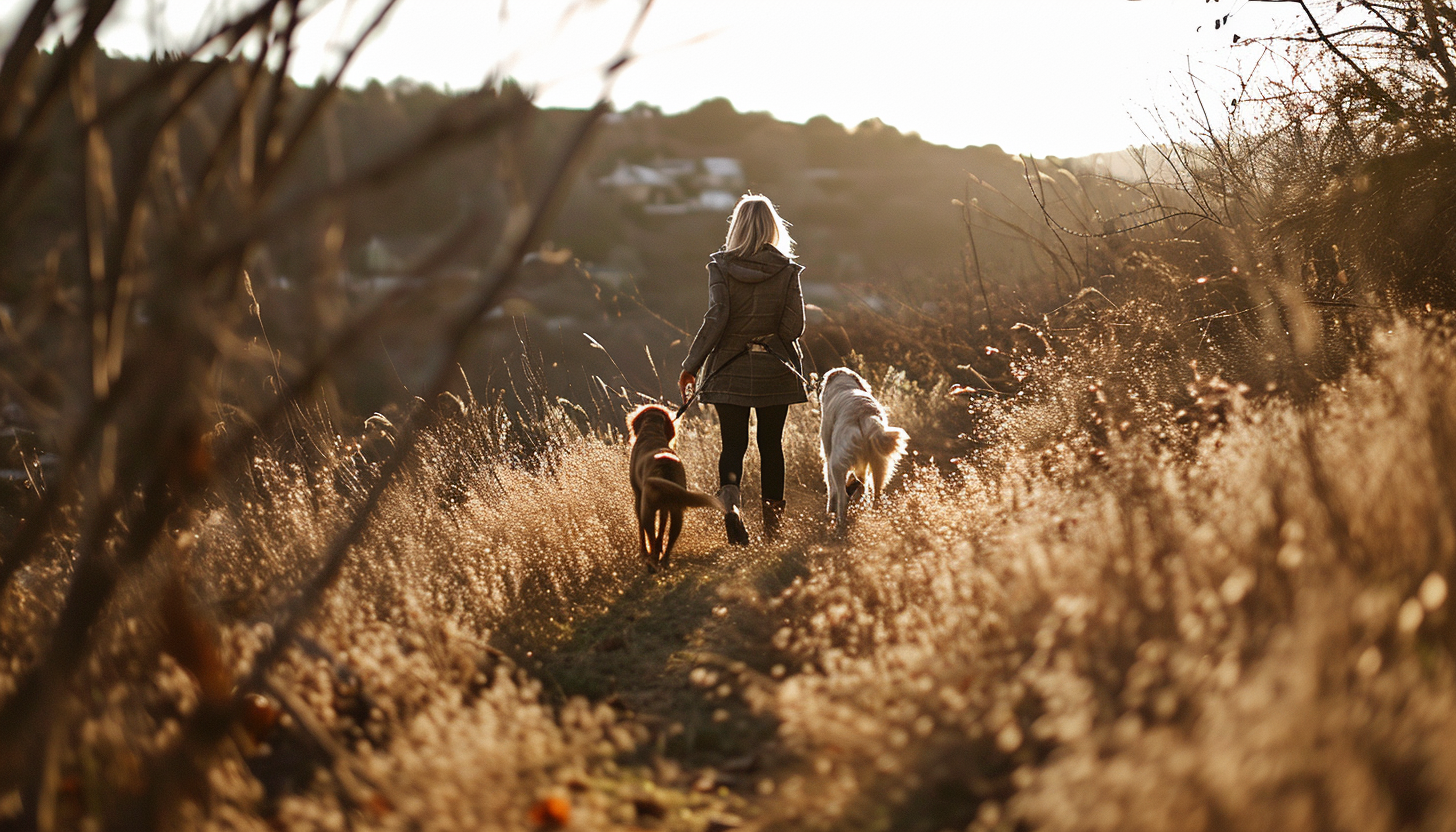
[681,246,808,407]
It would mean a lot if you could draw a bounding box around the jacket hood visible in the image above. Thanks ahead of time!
[711,247,800,284]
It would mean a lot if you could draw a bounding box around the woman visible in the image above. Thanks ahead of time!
[679,194,807,545]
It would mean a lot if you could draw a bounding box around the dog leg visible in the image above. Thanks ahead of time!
[869,457,891,509]
[853,463,871,505]
[657,514,668,569]
[651,510,668,567]
[639,505,657,571]
[826,457,851,538]
[821,430,837,516]
[822,460,836,517]
[824,455,846,516]
[641,531,657,572]
[663,510,683,570]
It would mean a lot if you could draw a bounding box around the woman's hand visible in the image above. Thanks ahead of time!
[678,370,696,404]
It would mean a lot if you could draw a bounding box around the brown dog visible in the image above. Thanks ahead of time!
[627,404,720,571]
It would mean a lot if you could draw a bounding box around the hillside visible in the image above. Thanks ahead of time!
[5,2,1456,830]
[0,54,1087,418]
[7,317,1456,831]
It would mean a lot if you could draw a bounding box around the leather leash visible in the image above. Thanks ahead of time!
[673,340,814,421]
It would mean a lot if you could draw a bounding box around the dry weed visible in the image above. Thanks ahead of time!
[3,322,1455,831]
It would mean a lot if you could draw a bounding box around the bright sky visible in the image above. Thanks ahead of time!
[12,0,1304,156]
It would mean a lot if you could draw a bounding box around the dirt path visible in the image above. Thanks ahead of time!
[496,532,815,831]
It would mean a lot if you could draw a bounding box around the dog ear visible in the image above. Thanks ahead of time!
[627,405,646,441]
[662,408,676,443]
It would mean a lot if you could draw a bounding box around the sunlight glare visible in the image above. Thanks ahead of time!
[5,0,1302,154]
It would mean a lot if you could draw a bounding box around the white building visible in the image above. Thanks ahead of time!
[696,190,737,212]
[597,160,680,204]
[700,157,746,190]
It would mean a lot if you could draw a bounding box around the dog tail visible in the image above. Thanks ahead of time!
[869,421,909,460]
[644,478,722,511]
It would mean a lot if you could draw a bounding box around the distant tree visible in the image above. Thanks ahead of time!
[804,114,852,167]
[660,97,772,146]
[1157,0,1456,305]
[1229,0,1455,139]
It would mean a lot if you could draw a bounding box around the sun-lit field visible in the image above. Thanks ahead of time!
[5,314,1454,831]
[7,1,1456,829]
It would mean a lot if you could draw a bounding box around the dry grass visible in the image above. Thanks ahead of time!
[759,319,1456,831]
[6,1,1456,828]
[2,316,1455,830]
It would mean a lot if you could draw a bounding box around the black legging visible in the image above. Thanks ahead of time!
[714,404,789,501]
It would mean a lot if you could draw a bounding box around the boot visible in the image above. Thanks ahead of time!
[762,499,786,542]
[717,484,750,546]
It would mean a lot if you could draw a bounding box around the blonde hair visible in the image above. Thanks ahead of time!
[722,194,795,258]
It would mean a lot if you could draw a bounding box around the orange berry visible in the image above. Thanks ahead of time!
[527,796,571,829]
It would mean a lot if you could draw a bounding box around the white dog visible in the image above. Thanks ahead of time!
[819,368,909,534]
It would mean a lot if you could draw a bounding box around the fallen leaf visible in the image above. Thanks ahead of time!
[528,796,571,829]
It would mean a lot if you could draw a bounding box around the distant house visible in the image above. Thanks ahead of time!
[696,189,737,212]
[652,158,698,179]
[599,156,745,211]
[700,157,745,190]
[597,160,681,204]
